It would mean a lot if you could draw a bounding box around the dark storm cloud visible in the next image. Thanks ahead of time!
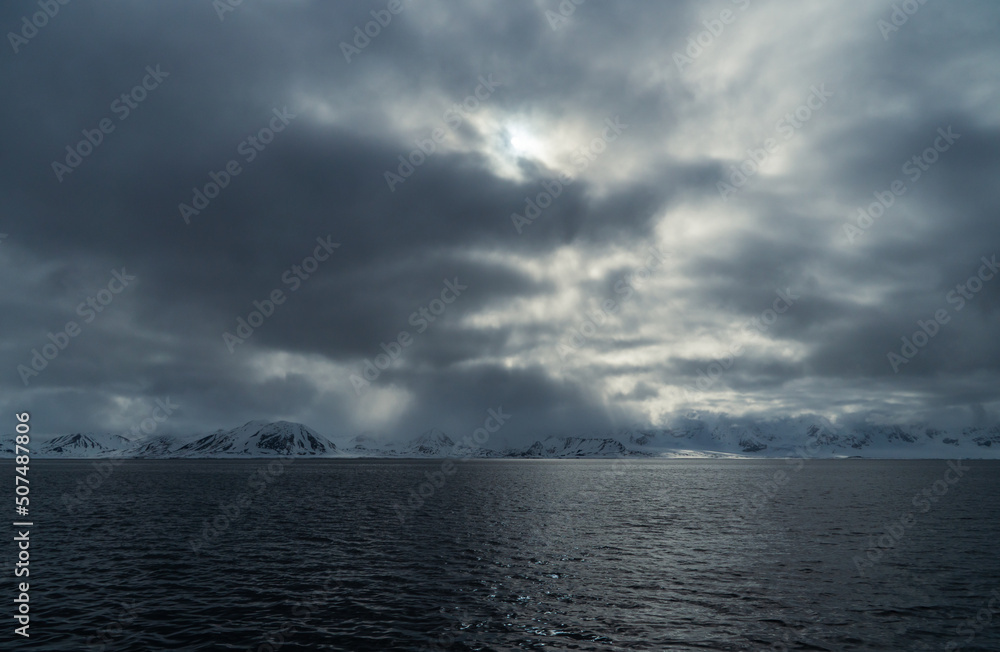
[2,0,998,438]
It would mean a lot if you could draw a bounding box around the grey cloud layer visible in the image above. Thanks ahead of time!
[2,0,998,438]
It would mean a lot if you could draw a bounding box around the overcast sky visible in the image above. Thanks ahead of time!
[2,0,998,441]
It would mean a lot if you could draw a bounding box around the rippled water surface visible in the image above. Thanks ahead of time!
[6,459,1000,651]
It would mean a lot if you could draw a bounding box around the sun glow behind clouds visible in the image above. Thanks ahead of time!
[480,118,560,181]
[508,125,542,157]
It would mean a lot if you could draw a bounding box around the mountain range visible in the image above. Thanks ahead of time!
[3,414,1000,459]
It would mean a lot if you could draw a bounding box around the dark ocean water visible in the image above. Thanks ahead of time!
[3,459,1000,651]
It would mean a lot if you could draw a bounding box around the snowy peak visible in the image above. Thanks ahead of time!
[8,421,340,459]
[498,415,1000,459]
[961,425,1000,448]
[544,436,631,457]
[345,432,388,455]
[253,420,336,455]
[175,421,337,457]
[341,428,497,458]
[40,433,134,457]
[349,429,460,457]
[126,434,175,459]
[407,429,455,455]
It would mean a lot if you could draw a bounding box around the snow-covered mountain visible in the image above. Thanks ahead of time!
[510,436,636,458]
[127,434,176,459]
[407,429,456,456]
[345,432,385,455]
[4,415,1000,459]
[1,421,338,459]
[172,420,338,457]
[345,429,490,458]
[12,432,135,458]
[500,413,1000,459]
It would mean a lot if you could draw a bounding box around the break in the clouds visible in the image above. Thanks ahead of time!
[2,0,998,441]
